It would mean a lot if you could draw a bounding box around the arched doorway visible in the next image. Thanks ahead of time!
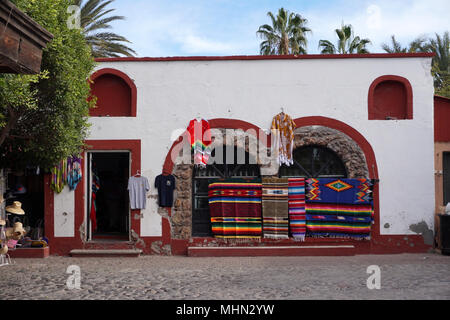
[192,145,261,237]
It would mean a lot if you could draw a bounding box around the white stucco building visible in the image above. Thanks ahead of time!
[45,53,436,256]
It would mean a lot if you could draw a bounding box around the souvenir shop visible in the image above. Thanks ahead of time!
[42,53,436,256]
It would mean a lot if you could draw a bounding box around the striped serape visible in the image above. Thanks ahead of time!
[208,179,262,239]
[262,178,289,239]
[305,203,373,240]
[288,178,306,241]
[305,178,373,205]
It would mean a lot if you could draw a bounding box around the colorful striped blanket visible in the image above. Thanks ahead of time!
[305,203,373,240]
[208,179,262,239]
[262,178,289,239]
[288,178,306,241]
[306,178,373,205]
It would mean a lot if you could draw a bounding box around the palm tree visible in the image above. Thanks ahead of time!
[73,0,137,58]
[319,23,371,54]
[257,8,311,55]
[381,35,407,53]
[430,32,449,96]
[430,32,449,73]
[381,35,431,53]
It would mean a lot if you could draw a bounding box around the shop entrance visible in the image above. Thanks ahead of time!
[88,152,130,241]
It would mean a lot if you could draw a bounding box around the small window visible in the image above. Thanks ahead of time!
[192,146,260,237]
[368,75,413,120]
[89,69,136,117]
[279,146,347,178]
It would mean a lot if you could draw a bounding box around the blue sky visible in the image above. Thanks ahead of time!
[108,0,450,57]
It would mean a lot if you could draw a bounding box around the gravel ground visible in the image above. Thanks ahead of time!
[0,253,449,300]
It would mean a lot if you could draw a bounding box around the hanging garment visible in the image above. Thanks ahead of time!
[67,156,82,191]
[288,178,306,241]
[187,118,212,167]
[50,158,68,193]
[90,170,100,232]
[271,112,296,166]
[128,175,150,210]
[208,179,262,239]
[262,177,289,239]
[154,174,176,207]
[305,178,374,240]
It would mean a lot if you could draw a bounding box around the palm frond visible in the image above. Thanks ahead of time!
[77,0,136,57]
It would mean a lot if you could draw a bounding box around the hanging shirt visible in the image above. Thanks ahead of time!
[271,112,296,166]
[187,118,212,167]
[155,174,176,207]
[128,176,150,209]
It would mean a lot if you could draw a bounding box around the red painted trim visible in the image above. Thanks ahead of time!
[84,139,142,242]
[368,75,413,120]
[96,53,434,63]
[89,68,137,117]
[434,95,450,142]
[8,247,50,258]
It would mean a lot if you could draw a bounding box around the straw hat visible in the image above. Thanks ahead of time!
[5,222,26,240]
[0,245,8,255]
[5,201,25,215]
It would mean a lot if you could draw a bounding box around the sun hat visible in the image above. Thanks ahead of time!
[0,245,8,255]
[5,201,25,215]
[5,222,26,240]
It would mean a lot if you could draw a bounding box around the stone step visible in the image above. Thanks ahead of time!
[70,249,142,258]
[188,245,356,257]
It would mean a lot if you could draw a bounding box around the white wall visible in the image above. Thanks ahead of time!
[53,185,75,237]
[83,56,435,237]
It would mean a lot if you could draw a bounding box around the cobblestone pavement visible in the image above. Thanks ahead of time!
[0,253,449,300]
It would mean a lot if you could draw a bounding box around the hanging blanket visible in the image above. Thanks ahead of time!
[67,156,82,191]
[208,179,262,239]
[262,178,289,239]
[305,178,373,205]
[288,178,306,241]
[305,203,373,240]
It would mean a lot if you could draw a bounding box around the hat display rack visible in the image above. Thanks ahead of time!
[0,195,28,267]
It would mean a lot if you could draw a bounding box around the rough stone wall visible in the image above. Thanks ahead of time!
[169,126,369,239]
[171,164,193,240]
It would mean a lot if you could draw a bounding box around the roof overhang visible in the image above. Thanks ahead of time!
[0,0,53,74]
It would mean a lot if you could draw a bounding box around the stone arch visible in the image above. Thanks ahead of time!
[170,125,265,240]
[292,126,369,178]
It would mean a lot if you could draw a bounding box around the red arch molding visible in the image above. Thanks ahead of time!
[163,116,431,254]
[368,75,413,120]
[89,68,138,117]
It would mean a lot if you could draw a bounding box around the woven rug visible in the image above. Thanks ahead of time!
[262,178,289,239]
[305,203,373,240]
[305,178,373,205]
[288,178,306,241]
[208,179,262,239]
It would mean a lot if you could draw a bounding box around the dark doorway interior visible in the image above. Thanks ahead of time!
[444,152,450,206]
[91,152,129,239]
[5,169,44,237]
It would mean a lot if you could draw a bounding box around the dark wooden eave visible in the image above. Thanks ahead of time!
[0,0,53,74]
